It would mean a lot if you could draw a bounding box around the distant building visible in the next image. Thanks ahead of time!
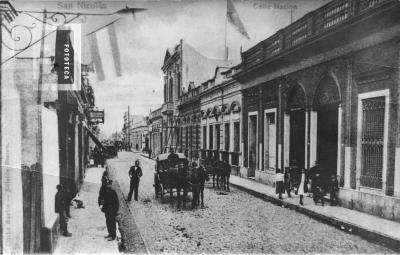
[129,116,149,152]
[199,66,242,174]
[148,107,163,156]
[161,39,234,157]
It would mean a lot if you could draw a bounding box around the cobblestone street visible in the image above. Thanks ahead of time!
[107,152,394,254]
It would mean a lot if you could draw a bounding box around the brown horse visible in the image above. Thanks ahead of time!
[190,163,209,208]
[216,160,231,191]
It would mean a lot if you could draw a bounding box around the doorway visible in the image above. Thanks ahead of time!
[313,76,341,187]
[316,104,338,184]
[289,109,306,167]
[248,114,258,177]
[287,84,306,168]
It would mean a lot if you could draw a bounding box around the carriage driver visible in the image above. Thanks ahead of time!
[127,159,143,202]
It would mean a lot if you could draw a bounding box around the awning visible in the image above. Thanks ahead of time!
[85,126,106,151]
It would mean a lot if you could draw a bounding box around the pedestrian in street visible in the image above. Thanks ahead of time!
[101,170,109,186]
[102,180,119,241]
[55,185,72,237]
[64,185,76,219]
[297,168,308,206]
[148,148,152,159]
[312,172,325,206]
[98,171,109,207]
[275,169,285,200]
[284,168,292,198]
[329,174,339,206]
[127,159,143,202]
[307,161,321,198]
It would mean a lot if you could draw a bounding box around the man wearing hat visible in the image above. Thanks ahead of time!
[55,185,72,237]
[102,180,119,241]
[127,160,143,202]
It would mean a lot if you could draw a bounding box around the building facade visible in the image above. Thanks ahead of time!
[161,39,233,155]
[199,67,243,175]
[234,0,400,221]
[0,21,98,252]
[148,107,163,156]
[176,84,202,161]
[130,116,149,152]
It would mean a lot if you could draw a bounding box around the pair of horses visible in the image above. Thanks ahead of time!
[205,157,231,192]
[165,162,209,209]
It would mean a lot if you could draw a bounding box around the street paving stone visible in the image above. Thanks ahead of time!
[108,152,394,254]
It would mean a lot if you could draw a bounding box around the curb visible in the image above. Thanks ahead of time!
[106,163,149,254]
[113,180,150,254]
[230,181,400,253]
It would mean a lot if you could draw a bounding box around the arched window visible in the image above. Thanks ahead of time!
[177,73,181,98]
[169,78,173,102]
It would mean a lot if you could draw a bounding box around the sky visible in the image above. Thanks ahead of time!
[8,0,330,135]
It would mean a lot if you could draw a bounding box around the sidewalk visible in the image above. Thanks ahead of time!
[230,175,400,252]
[53,167,119,254]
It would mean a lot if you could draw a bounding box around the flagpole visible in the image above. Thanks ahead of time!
[224,0,228,60]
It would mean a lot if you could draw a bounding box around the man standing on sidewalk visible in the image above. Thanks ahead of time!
[127,160,143,202]
[55,185,72,237]
[102,180,119,241]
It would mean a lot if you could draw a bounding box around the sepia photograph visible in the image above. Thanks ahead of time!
[0,0,400,253]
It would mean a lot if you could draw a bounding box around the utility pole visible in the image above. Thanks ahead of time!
[127,105,130,149]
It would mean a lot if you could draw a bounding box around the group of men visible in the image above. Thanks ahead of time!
[97,159,142,242]
[275,161,339,206]
[54,185,74,237]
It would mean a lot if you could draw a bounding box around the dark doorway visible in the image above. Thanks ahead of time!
[316,104,338,182]
[313,76,341,187]
[248,115,257,177]
[289,109,306,167]
[287,84,306,169]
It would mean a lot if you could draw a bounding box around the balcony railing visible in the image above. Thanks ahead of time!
[161,102,174,114]
[180,86,200,103]
[241,0,394,69]
[149,108,162,120]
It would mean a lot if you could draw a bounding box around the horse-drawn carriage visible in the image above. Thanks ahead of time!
[154,152,188,199]
[154,152,210,208]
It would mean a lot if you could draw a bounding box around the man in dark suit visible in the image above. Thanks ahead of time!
[127,160,143,201]
[55,185,72,237]
[102,180,119,241]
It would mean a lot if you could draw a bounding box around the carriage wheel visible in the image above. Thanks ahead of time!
[160,184,165,202]
[154,175,159,198]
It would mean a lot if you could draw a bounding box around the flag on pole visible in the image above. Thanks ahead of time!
[227,0,250,40]
[87,20,122,81]
[88,33,105,81]
[107,23,122,77]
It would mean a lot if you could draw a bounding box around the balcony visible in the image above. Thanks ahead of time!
[161,102,174,115]
[179,86,201,107]
[240,0,395,69]
[149,107,162,121]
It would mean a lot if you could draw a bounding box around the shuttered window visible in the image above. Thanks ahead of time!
[360,96,385,189]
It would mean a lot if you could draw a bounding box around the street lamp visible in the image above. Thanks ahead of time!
[0,1,145,65]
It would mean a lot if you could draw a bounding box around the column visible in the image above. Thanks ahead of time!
[229,118,234,165]
[259,86,263,170]
[309,110,317,168]
[394,42,400,196]
[337,104,344,180]
[304,109,309,169]
[284,113,290,167]
[344,57,354,189]
[278,80,283,172]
